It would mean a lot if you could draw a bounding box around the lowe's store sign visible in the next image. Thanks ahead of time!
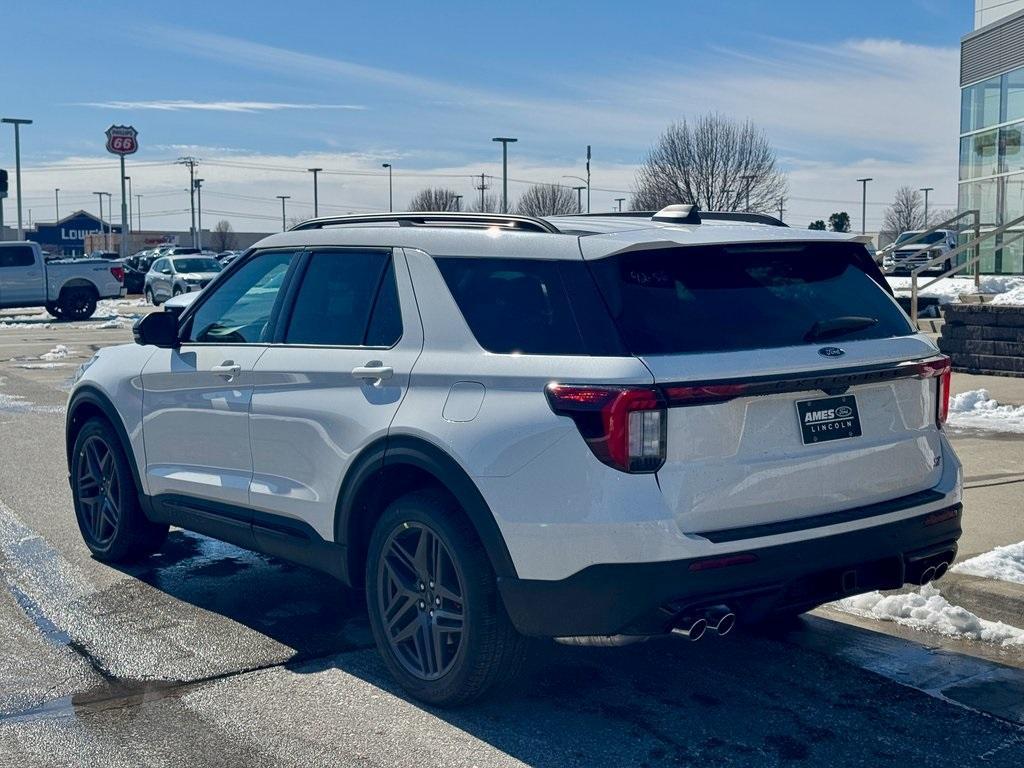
[28,210,120,256]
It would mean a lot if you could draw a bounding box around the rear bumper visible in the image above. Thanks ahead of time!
[498,504,962,637]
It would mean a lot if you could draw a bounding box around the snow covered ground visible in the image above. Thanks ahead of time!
[833,584,1024,647]
[953,541,1024,585]
[0,298,146,329]
[886,275,1024,305]
[947,389,1024,434]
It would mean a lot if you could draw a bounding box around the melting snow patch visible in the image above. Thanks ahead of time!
[40,345,72,361]
[953,541,1024,585]
[886,275,1024,304]
[990,285,1024,306]
[92,316,133,329]
[834,584,1024,647]
[14,363,66,370]
[947,389,1024,434]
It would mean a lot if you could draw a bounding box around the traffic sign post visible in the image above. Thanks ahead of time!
[106,126,138,258]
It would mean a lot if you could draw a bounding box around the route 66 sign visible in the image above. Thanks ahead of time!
[105,125,138,155]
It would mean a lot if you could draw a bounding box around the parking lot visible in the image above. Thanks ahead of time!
[2,304,1024,767]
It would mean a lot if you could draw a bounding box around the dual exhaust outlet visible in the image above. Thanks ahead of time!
[917,559,951,586]
[670,604,735,642]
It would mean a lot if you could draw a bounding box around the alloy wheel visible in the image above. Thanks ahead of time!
[76,436,121,546]
[377,521,466,681]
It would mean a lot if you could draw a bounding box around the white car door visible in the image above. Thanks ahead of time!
[141,250,299,511]
[247,248,422,543]
[0,244,44,307]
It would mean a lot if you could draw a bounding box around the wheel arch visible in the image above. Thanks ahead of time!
[66,385,144,495]
[336,434,518,586]
[57,277,100,298]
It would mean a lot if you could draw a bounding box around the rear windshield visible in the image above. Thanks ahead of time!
[588,242,912,355]
[896,231,945,245]
[173,257,221,273]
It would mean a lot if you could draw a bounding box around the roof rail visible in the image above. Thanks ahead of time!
[289,212,560,234]
[565,208,788,227]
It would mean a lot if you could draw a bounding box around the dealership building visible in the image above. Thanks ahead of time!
[960,0,1024,273]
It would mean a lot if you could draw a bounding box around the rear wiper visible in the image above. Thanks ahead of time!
[804,315,879,342]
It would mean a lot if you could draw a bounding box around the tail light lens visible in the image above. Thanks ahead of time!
[546,384,666,473]
[110,266,125,283]
[916,356,951,426]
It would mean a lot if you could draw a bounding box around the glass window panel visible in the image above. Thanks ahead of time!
[1000,122,1024,174]
[961,76,1003,132]
[960,130,1000,179]
[1007,67,1024,123]
[1007,176,1024,223]
[959,179,999,226]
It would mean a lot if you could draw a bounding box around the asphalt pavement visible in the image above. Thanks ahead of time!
[1,310,1024,767]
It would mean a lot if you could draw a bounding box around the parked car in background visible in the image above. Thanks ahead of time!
[89,251,122,261]
[217,250,243,265]
[882,230,957,275]
[144,255,222,305]
[121,253,153,294]
[0,241,125,319]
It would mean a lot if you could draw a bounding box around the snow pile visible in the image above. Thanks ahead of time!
[947,389,1024,433]
[93,316,134,329]
[14,363,65,370]
[834,584,1024,647]
[990,284,1024,306]
[953,541,1024,584]
[886,275,1024,304]
[40,345,72,361]
[0,309,53,329]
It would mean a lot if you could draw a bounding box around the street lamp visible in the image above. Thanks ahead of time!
[563,175,589,214]
[2,117,32,239]
[491,137,517,213]
[54,188,60,221]
[277,195,290,231]
[194,179,204,249]
[381,163,393,212]
[452,194,463,212]
[856,178,873,235]
[920,187,934,225]
[92,192,112,251]
[125,176,133,236]
[308,168,322,217]
[614,197,625,212]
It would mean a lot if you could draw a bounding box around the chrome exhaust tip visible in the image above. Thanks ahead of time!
[713,612,736,636]
[671,617,707,642]
[933,561,949,581]
[703,605,736,636]
[919,566,937,585]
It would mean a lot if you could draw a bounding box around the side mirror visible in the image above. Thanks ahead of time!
[133,311,180,348]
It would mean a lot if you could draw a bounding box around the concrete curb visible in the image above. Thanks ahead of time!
[937,571,1024,628]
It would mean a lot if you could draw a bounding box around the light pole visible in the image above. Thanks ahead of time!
[135,194,143,232]
[381,163,393,212]
[453,194,463,212]
[585,145,591,213]
[194,179,204,249]
[54,188,60,221]
[277,195,290,231]
[178,157,198,247]
[307,167,322,217]
[125,176,133,236]
[92,192,108,252]
[101,193,112,250]
[920,186,934,225]
[491,137,517,213]
[856,178,873,235]
[2,117,32,239]
[740,175,755,212]
[615,197,625,212]
[563,175,588,214]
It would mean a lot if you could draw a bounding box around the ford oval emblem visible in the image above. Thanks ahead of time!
[835,405,853,418]
[818,346,845,358]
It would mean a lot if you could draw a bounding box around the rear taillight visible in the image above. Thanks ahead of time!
[110,266,125,283]
[916,356,951,426]
[546,384,666,473]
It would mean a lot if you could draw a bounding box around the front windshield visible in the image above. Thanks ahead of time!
[896,231,944,245]
[173,257,222,273]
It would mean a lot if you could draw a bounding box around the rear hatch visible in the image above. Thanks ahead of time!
[584,240,946,537]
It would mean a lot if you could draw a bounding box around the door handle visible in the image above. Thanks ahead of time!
[211,362,242,379]
[352,362,394,382]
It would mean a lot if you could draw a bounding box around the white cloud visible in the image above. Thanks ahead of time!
[72,100,366,113]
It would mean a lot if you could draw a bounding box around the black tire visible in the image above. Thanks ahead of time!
[44,302,64,319]
[71,418,168,562]
[365,489,526,706]
[172,286,183,297]
[58,288,97,321]
[145,287,160,307]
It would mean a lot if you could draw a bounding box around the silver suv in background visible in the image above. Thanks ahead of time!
[144,255,222,305]
[882,229,957,275]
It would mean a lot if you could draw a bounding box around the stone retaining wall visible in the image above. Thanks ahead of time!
[938,305,1024,376]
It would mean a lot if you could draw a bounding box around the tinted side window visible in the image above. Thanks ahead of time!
[285,251,402,346]
[187,251,295,343]
[436,257,624,356]
[0,246,35,268]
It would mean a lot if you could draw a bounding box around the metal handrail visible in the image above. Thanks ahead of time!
[909,211,1024,322]
[288,211,560,234]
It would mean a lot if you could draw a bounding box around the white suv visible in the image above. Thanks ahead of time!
[65,207,963,705]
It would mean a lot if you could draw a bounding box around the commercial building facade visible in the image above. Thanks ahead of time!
[959,1,1024,273]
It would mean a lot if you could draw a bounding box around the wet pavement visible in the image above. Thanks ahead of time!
[1,319,1024,767]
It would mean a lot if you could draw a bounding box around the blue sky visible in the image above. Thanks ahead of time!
[4,0,971,231]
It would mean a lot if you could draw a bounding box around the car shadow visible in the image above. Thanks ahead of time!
[111,530,1023,768]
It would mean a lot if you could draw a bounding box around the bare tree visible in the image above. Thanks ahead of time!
[408,187,462,212]
[467,192,499,213]
[631,114,787,213]
[211,220,237,251]
[929,208,957,227]
[515,184,579,217]
[883,186,926,234]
